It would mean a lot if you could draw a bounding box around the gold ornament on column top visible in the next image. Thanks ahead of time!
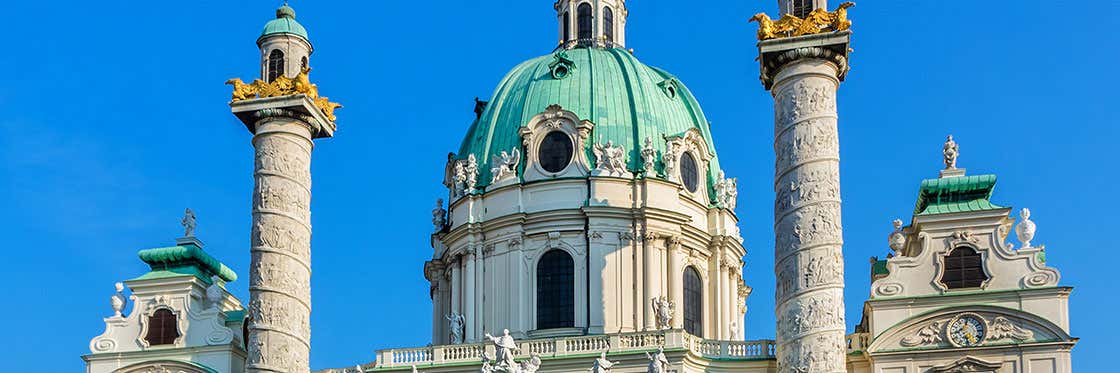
[226,67,343,122]
[749,2,855,41]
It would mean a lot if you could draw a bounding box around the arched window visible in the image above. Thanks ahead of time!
[941,247,988,289]
[144,308,181,346]
[603,7,614,43]
[539,131,574,173]
[537,250,575,329]
[787,0,814,19]
[267,49,285,82]
[562,11,571,42]
[300,56,308,71]
[680,152,699,193]
[577,3,593,40]
[683,266,703,336]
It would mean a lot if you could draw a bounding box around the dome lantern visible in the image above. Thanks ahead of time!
[555,0,627,49]
[257,3,313,82]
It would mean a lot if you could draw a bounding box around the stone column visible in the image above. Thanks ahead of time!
[474,248,484,337]
[713,251,723,339]
[463,250,476,342]
[666,237,684,329]
[450,257,461,319]
[642,235,657,331]
[246,113,316,373]
[762,36,851,372]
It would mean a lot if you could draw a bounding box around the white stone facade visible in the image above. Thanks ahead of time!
[429,104,747,344]
[83,264,246,373]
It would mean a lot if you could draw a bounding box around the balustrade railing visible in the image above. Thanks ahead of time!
[371,330,779,369]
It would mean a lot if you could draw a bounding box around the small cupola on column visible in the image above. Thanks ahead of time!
[555,0,627,49]
[258,3,313,82]
[779,0,828,18]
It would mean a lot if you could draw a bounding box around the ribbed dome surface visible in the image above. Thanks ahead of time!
[458,47,723,190]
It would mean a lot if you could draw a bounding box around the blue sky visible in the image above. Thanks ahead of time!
[0,0,1114,371]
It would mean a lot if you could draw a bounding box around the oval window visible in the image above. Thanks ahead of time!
[539,131,574,173]
[680,151,699,192]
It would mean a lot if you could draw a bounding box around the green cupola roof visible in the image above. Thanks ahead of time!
[458,47,723,191]
[913,174,1005,215]
[259,4,309,42]
[133,240,238,283]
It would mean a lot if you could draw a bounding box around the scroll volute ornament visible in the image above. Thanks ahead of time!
[749,2,855,41]
[226,67,343,122]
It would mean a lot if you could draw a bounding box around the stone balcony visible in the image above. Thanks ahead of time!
[318,330,872,372]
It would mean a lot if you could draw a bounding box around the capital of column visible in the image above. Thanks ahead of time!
[757,31,851,90]
[231,95,337,139]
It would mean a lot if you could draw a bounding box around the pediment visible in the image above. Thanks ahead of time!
[867,305,1071,353]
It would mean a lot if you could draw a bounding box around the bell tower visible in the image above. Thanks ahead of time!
[227,4,341,373]
[258,3,313,81]
[555,0,627,48]
[752,1,854,372]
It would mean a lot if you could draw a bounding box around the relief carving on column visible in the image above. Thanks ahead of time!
[777,294,844,341]
[249,255,311,300]
[774,119,839,174]
[251,218,311,258]
[775,166,840,215]
[775,80,837,131]
[779,332,845,373]
[247,296,311,341]
[255,178,311,221]
[775,203,843,256]
[255,136,311,186]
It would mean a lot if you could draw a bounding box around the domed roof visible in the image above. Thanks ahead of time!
[458,47,723,190]
[259,4,309,42]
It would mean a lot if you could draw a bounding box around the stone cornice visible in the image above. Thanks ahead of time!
[757,31,851,90]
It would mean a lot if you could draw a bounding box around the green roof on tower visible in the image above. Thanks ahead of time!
[457,47,723,191]
[913,174,1005,215]
[259,4,308,42]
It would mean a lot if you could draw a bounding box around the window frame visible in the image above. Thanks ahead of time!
[939,246,990,290]
[536,249,575,330]
[680,151,700,193]
[142,307,182,347]
[538,131,575,174]
[576,3,593,40]
[267,49,285,82]
[683,266,704,336]
[602,6,614,43]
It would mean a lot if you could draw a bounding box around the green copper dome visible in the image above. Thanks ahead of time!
[459,47,723,191]
[259,4,309,42]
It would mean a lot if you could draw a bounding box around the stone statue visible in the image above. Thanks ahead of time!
[453,160,468,197]
[518,354,542,373]
[433,198,447,232]
[645,347,669,373]
[640,136,657,173]
[592,139,629,177]
[714,170,738,209]
[446,313,465,344]
[353,365,364,373]
[887,219,906,256]
[480,354,495,373]
[411,365,419,373]
[1016,208,1037,248]
[730,319,739,340]
[484,329,519,368]
[651,296,674,330]
[591,351,616,373]
[205,275,224,310]
[110,282,127,317]
[943,135,959,170]
[464,154,479,193]
[662,138,682,181]
[490,148,521,183]
[181,208,197,237]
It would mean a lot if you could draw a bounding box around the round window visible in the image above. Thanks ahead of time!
[680,151,699,192]
[539,131,574,173]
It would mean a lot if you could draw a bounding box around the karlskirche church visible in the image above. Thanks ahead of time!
[81,1,1077,373]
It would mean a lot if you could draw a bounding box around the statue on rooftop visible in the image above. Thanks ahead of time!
[645,347,670,373]
[181,208,197,237]
[651,296,674,330]
[591,351,617,373]
[484,329,519,368]
[491,147,521,184]
[943,135,959,170]
[446,313,465,344]
[433,199,447,232]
